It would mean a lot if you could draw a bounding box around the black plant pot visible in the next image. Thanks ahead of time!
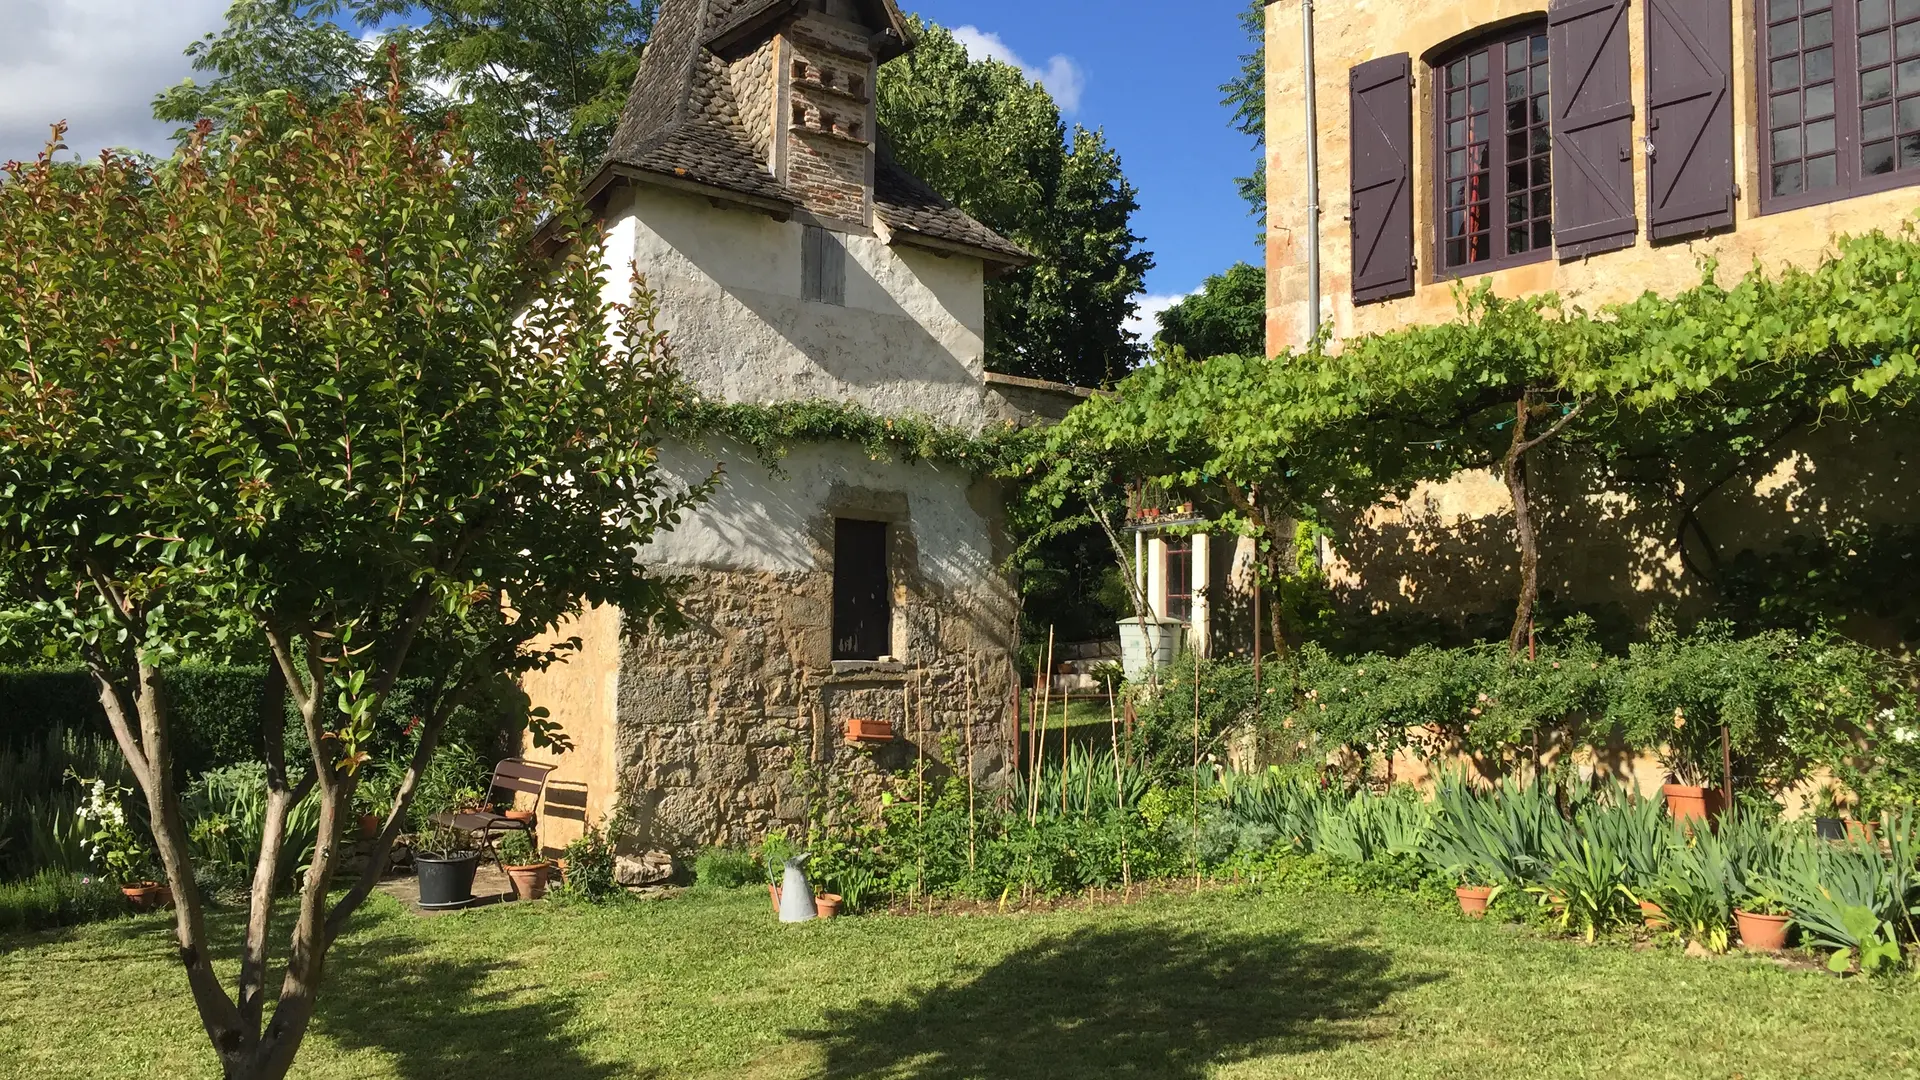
[1815,816,1848,842]
[416,852,481,910]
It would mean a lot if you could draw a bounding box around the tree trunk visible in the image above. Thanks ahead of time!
[1505,395,1540,656]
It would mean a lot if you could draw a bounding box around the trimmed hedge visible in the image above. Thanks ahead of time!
[0,666,520,778]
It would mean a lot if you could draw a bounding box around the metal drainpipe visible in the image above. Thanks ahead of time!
[1302,0,1322,339]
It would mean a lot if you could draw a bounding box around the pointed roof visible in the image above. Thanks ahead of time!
[596,0,1028,267]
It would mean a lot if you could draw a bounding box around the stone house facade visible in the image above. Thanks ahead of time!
[519,0,1070,857]
[1264,0,1920,639]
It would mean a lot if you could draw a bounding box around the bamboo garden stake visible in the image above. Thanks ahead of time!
[965,671,977,872]
[1192,647,1202,893]
[1108,677,1129,895]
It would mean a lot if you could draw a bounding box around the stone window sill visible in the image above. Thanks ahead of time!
[831,660,908,675]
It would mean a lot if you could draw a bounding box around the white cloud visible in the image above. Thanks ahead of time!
[0,0,228,165]
[1124,291,1194,345]
[950,25,1086,113]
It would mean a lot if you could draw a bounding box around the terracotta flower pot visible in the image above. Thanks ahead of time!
[1735,909,1790,952]
[505,809,536,827]
[1639,900,1668,930]
[505,862,550,901]
[816,893,844,919]
[121,882,173,912]
[1663,784,1720,825]
[358,813,381,840]
[768,883,782,914]
[1455,885,1494,918]
[1846,819,1878,843]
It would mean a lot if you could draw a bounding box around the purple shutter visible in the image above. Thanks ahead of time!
[1645,0,1734,240]
[1549,0,1638,258]
[1350,54,1415,304]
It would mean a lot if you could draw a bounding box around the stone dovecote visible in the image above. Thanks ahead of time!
[776,11,877,225]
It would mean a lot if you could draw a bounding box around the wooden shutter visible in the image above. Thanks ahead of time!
[802,225,845,305]
[1549,0,1638,258]
[1645,0,1734,240]
[1350,54,1415,304]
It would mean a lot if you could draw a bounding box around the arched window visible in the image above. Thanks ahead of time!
[1434,23,1553,274]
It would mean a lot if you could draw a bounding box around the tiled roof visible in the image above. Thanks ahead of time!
[874,151,1030,262]
[601,0,1027,265]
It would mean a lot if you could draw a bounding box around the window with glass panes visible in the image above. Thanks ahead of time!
[1761,0,1920,211]
[1436,26,1552,274]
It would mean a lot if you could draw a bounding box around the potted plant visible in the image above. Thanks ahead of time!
[1657,710,1723,825]
[1733,890,1792,953]
[1451,874,1500,918]
[1811,783,1848,842]
[414,825,481,910]
[498,830,550,901]
[354,769,399,841]
[72,773,170,910]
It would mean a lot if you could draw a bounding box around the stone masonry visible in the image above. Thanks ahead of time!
[611,559,1016,852]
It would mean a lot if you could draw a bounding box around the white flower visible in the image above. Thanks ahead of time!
[1896,726,1917,745]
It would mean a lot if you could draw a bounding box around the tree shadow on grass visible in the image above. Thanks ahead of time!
[801,923,1436,1080]
[312,906,637,1080]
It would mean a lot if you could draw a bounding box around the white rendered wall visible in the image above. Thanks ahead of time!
[646,436,997,595]
[603,185,994,432]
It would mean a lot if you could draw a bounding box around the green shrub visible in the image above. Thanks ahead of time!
[0,871,126,934]
[693,847,760,889]
[551,825,620,903]
[0,727,127,881]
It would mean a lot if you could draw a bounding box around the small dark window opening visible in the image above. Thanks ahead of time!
[833,519,890,661]
[1163,537,1193,624]
[1760,0,1920,212]
[802,224,846,305]
[1434,25,1553,275]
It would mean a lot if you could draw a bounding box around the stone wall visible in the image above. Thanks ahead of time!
[1267,0,1920,347]
[1264,0,1920,638]
[521,437,1021,855]
[611,563,1016,852]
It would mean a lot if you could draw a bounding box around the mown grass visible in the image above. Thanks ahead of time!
[1,881,1915,1079]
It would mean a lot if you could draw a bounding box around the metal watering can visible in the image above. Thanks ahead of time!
[779,853,819,923]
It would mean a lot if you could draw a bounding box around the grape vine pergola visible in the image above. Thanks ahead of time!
[1023,227,1920,661]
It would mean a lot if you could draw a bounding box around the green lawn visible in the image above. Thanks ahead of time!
[2,883,1916,1079]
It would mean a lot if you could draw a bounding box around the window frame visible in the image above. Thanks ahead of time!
[1757,0,1920,214]
[1429,21,1556,280]
[1163,536,1193,625]
[831,517,891,661]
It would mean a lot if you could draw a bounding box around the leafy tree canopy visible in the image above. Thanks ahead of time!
[154,0,657,206]
[1223,0,1266,223]
[1157,262,1266,359]
[878,19,1154,388]
[0,84,703,1079]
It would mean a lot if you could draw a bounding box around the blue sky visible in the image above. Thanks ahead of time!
[2,1,1261,330]
[912,2,1264,327]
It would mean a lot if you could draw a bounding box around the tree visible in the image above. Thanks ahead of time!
[1222,0,1266,223]
[1156,262,1266,358]
[0,86,706,1080]
[153,1,435,137]
[155,0,657,204]
[364,0,658,203]
[878,20,1153,388]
